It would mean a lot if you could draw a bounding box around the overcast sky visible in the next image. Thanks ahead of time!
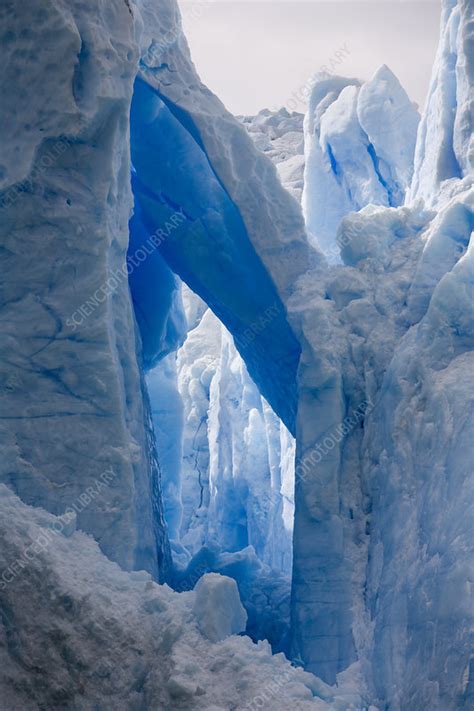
[178,1,441,115]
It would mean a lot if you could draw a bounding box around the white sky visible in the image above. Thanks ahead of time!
[178,0,442,115]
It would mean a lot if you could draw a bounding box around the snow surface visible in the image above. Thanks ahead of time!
[0,485,350,710]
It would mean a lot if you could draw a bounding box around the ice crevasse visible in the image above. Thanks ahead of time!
[0,0,472,709]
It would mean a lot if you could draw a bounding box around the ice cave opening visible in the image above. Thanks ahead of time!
[147,293,296,654]
[128,80,300,655]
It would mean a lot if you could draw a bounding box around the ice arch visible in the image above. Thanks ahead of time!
[129,76,306,434]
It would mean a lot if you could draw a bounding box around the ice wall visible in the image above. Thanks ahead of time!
[291,189,472,697]
[363,192,473,708]
[289,201,428,683]
[291,2,473,704]
[177,308,294,576]
[0,0,169,578]
[410,0,474,206]
[128,202,187,369]
[1,0,471,708]
[303,67,419,259]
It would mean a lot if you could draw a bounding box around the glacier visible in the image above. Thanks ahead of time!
[0,0,472,708]
[290,0,473,696]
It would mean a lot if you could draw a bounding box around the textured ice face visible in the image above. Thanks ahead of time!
[241,108,305,201]
[302,67,420,260]
[290,14,472,690]
[193,572,248,642]
[363,220,473,709]
[410,0,474,206]
[0,0,169,579]
[289,184,472,696]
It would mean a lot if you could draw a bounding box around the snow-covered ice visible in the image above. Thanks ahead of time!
[0,485,345,710]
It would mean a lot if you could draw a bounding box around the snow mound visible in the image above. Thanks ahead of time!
[0,484,357,710]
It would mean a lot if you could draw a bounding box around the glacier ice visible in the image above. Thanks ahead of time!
[303,67,419,260]
[0,0,472,708]
[148,112,306,650]
[193,572,247,642]
[0,0,170,580]
[241,108,306,202]
[140,106,305,646]
[149,284,296,649]
[410,0,474,206]
[363,231,473,708]
[176,308,294,574]
[290,189,472,693]
[130,76,303,433]
[288,0,473,697]
[130,1,315,434]
[173,544,293,654]
[147,353,184,546]
[128,201,187,369]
